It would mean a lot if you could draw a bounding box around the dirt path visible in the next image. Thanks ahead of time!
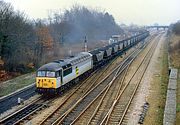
[127,31,168,125]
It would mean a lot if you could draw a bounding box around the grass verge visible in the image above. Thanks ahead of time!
[156,37,168,124]
[0,73,35,97]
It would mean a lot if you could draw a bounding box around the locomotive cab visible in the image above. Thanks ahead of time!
[36,62,64,93]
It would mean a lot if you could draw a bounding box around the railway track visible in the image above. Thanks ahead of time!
[69,34,160,125]
[0,84,36,114]
[38,59,118,125]
[67,36,155,125]
[98,34,161,125]
[0,96,46,125]
[47,61,128,125]
[38,46,140,125]
[38,40,147,125]
[69,57,132,125]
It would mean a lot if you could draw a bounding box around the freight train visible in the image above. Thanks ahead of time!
[36,31,149,94]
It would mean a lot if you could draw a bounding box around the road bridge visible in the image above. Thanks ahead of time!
[146,26,169,30]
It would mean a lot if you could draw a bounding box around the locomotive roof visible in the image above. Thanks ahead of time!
[38,62,63,71]
[67,52,92,65]
[38,52,92,71]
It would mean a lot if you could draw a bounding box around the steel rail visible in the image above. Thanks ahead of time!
[87,34,155,125]
[38,68,101,125]
[12,104,44,125]
[0,96,42,124]
[38,52,123,125]
[50,48,139,124]
[52,62,125,125]
[99,34,160,125]
[70,60,131,125]
[85,49,142,125]
[39,37,149,125]
[52,46,144,125]
[117,34,160,125]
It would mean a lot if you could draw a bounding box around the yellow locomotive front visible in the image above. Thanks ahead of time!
[36,62,63,94]
[36,71,56,88]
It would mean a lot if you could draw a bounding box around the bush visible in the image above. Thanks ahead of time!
[172,22,180,35]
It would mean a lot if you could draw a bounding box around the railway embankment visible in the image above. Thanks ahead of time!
[0,73,35,97]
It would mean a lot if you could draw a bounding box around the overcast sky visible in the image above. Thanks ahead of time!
[4,0,180,25]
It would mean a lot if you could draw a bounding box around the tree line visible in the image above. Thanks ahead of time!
[0,1,123,73]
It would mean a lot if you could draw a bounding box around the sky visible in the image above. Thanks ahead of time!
[4,0,180,26]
